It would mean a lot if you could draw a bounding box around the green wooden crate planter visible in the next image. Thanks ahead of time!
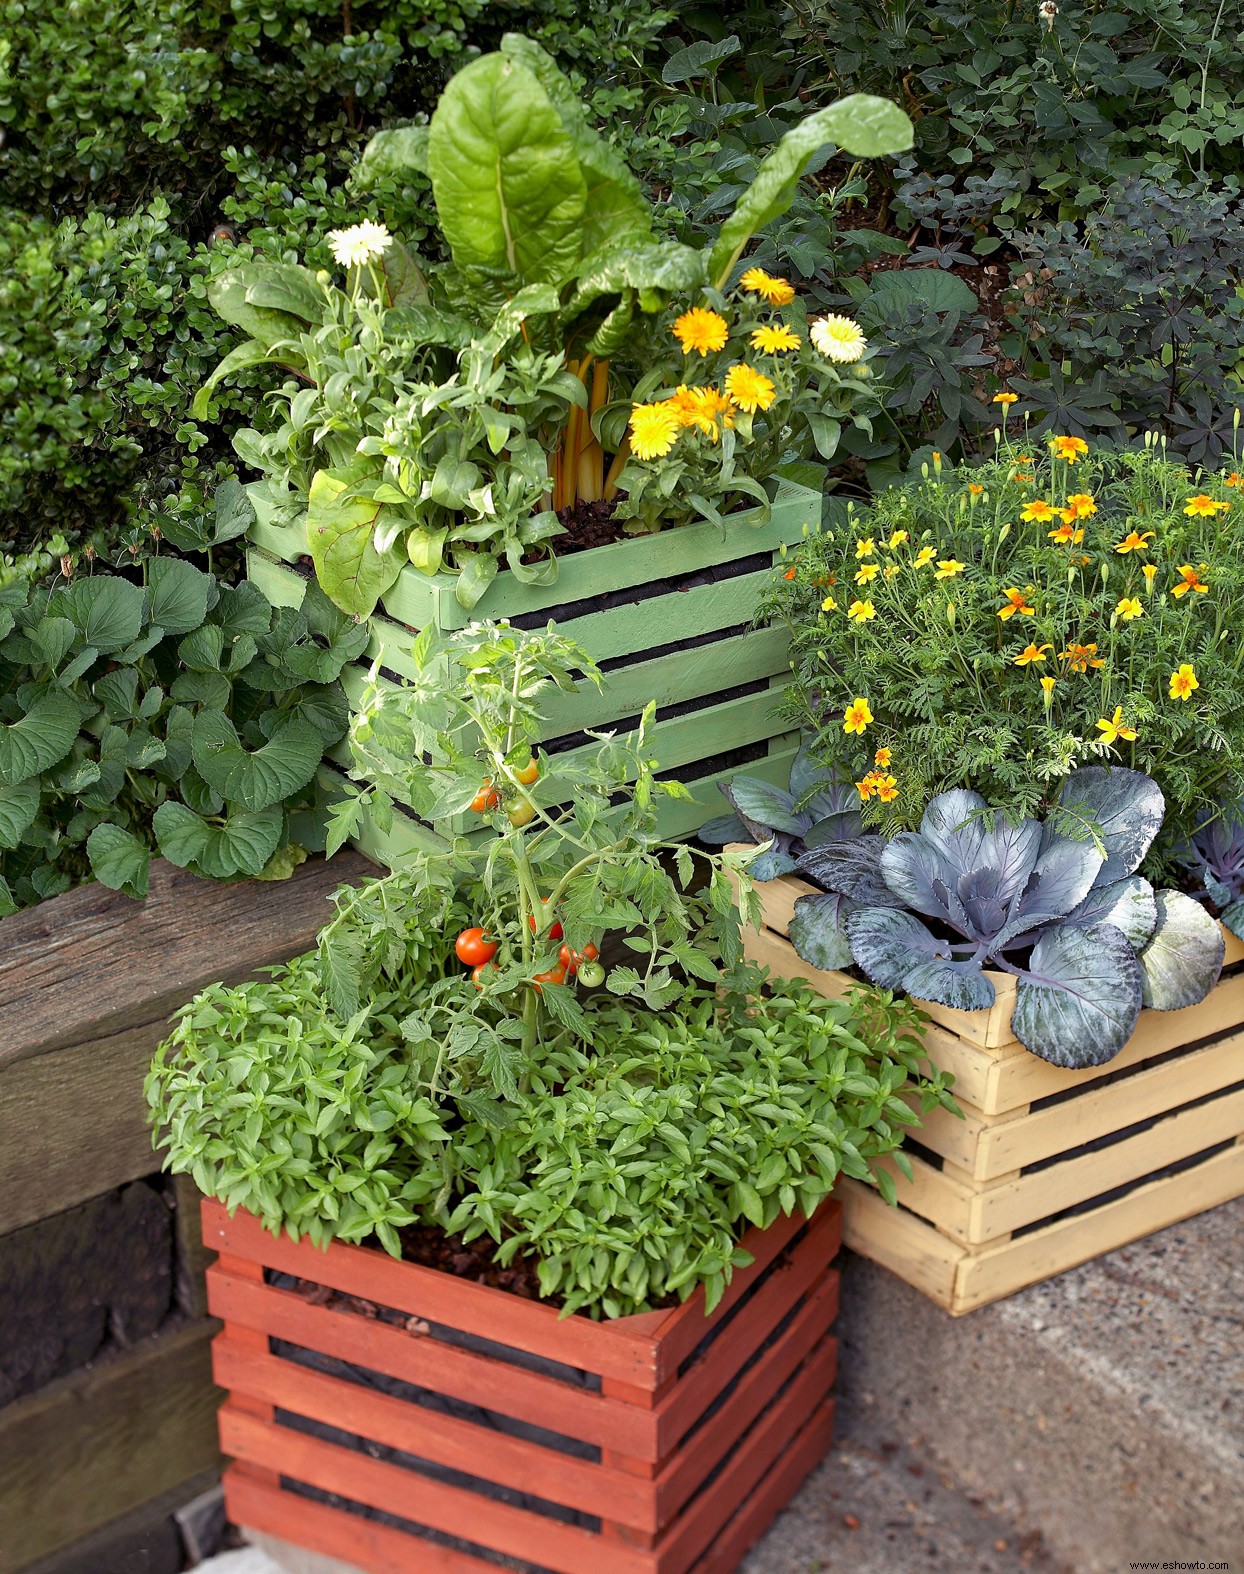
[247,478,824,858]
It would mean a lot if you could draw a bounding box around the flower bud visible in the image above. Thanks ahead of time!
[998,522,1012,544]
[1100,561,1110,585]
[947,600,956,627]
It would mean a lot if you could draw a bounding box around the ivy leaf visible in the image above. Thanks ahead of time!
[87,824,151,899]
[0,690,86,785]
[192,713,323,811]
[152,800,283,879]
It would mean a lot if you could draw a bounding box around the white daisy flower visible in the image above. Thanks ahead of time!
[327,220,392,269]
[810,314,868,363]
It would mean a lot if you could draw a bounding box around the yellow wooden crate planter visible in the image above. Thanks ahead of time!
[248,479,825,859]
[744,867,1244,1315]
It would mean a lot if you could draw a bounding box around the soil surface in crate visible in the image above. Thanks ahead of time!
[551,496,625,554]
[0,1177,175,1405]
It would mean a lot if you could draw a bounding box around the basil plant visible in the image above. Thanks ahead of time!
[784,767,1225,1068]
[193,34,913,618]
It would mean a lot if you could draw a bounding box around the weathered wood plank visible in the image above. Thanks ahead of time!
[0,1320,221,1571]
[17,1467,219,1574]
[0,853,372,1071]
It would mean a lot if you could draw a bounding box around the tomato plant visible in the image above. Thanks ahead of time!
[470,781,500,813]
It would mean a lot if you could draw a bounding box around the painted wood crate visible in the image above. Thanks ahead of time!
[742,866,1244,1316]
[202,1197,841,1574]
[247,479,825,862]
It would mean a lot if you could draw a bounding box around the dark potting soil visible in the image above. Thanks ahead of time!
[551,495,626,553]
[391,1220,550,1303]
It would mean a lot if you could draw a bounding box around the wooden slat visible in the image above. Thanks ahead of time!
[219,1405,656,1574]
[871,1150,976,1243]
[226,1465,500,1574]
[211,1337,659,1533]
[973,1029,1244,1181]
[0,853,371,1071]
[0,1320,221,1571]
[654,1280,838,1526]
[952,1139,1244,1314]
[202,1199,662,1387]
[208,1268,662,1460]
[690,1399,836,1574]
[837,1179,963,1305]
[970,1083,1244,1243]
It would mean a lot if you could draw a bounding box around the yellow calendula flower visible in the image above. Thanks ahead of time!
[672,385,734,440]
[1184,493,1230,517]
[1051,434,1089,462]
[1115,529,1155,556]
[1020,499,1058,522]
[934,559,966,579]
[672,307,729,357]
[887,530,909,549]
[874,774,900,803]
[874,746,892,768]
[1061,642,1104,672]
[724,363,777,413]
[847,599,877,623]
[1116,597,1144,621]
[749,324,801,353]
[1040,675,1056,706]
[1170,663,1200,700]
[998,587,1035,620]
[739,267,795,305]
[821,594,838,612]
[1096,706,1138,745]
[913,546,937,568]
[809,315,868,363]
[1142,563,1158,589]
[856,537,877,558]
[843,697,874,735]
[993,391,1018,406]
[1065,493,1097,519]
[855,563,880,584]
[1048,520,1085,545]
[1172,563,1210,598]
[1014,642,1053,666]
[628,401,681,460]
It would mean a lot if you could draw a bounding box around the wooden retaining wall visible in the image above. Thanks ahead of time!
[0,853,369,1573]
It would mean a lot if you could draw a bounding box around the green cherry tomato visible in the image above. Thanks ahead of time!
[577,960,605,988]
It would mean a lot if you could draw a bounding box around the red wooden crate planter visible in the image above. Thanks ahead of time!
[202,1198,840,1574]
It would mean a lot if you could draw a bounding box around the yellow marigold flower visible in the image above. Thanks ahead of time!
[847,599,877,623]
[1115,529,1155,556]
[1096,706,1138,745]
[1225,472,1243,487]
[1040,675,1056,706]
[993,391,1018,406]
[843,697,874,735]
[1048,520,1085,545]
[883,564,899,579]
[739,267,795,305]
[1184,493,1230,517]
[628,401,680,460]
[874,747,892,768]
[967,483,984,497]
[934,559,966,579]
[1065,493,1097,518]
[1021,499,1058,522]
[821,594,838,611]
[887,530,909,549]
[913,546,937,568]
[855,563,880,585]
[1051,434,1089,462]
[1172,563,1209,598]
[856,537,876,558]
[749,324,801,353]
[672,307,729,357]
[998,586,1035,620]
[1142,563,1158,589]
[1116,597,1144,621]
[1014,642,1053,666]
[856,773,878,801]
[1169,663,1200,700]
[724,363,777,413]
[875,774,900,803]
[809,315,868,363]
[1060,642,1104,672]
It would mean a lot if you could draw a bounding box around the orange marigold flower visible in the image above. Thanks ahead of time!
[1169,663,1200,700]
[1065,492,1097,518]
[1060,642,1105,672]
[1096,706,1138,746]
[1171,563,1210,598]
[1048,520,1085,546]
[993,391,1018,406]
[843,697,874,735]
[1020,499,1058,522]
[1184,493,1230,517]
[1014,642,1053,667]
[997,587,1035,620]
[1051,434,1089,462]
[874,747,892,768]
[1115,529,1155,555]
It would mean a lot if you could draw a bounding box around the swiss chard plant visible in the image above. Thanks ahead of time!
[0,557,362,912]
[699,742,862,879]
[192,33,913,617]
[1177,810,1244,942]
[786,766,1225,1068]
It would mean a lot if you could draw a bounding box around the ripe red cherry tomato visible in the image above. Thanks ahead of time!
[527,901,563,941]
[532,963,567,993]
[471,962,498,990]
[513,756,540,786]
[470,781,500,813]
[455,927,497,967]
[558,940,600,975]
